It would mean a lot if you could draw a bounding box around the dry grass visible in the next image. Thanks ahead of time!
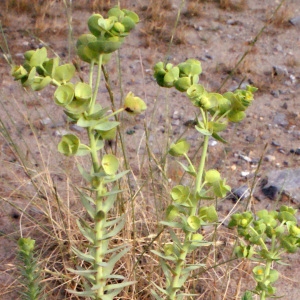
[219,0,247,11]
[1,0,299,299]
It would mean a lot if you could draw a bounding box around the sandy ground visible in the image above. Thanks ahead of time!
[1,0,300,299]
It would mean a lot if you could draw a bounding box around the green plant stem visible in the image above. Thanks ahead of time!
[168,111,210,299]
[90,55,103,114]
[86,54,106,299]
[195,109,209,196]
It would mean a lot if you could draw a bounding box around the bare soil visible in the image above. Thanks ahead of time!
[1,0,300,299]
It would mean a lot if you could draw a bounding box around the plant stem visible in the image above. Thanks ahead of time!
[86,55,106,299]
[168,110,210,299]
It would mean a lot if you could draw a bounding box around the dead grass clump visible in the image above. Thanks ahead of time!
[268,4,293,28]
[219,0,247,11]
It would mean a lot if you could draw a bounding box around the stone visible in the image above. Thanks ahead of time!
[272,65,288,77]
[273,112,288,127]
[228,185,250,202]
[289,16,300,26]
[261,168,300,205]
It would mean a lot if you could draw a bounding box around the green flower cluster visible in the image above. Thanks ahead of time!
[229,206,300,298]
[77,6,139,63]
[11,47,75,91]
[154,59,257,123]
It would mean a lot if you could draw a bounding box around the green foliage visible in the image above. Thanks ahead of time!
[230,206,300,299]
[17,237,44,300]
[12,5,144,300]
[152,58,256,299]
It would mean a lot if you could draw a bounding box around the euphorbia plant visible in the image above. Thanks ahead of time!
[151,58,257,299]
[12,6,145,300]
[229,205,300,300]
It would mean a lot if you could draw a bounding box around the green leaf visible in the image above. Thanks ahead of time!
[177,161,196,176]
[94,121,120,131]
[195,125,211,136]
[88,14,104,37]
[103,280,136,292]
[71,246,95,263]
[152,282,169,296]
[151,289,164,300]
[88,36,124,54]
[169,139,190,157]
[75,82,92,100]
[76,219,95,243]
[102,247,130,277]
[170,185,190,204]
[151,250,176,261]
[166,205,180,221]
[43,57,59,77]
[101,219,125,240]
[205,169,221,183]
[66,289,94,297]
[67,267,96,281]
[124,92,147,114]
[103,170,130,184]
[28,47,48,67]
[54,83,75,106]
[160,220,184,229]
[102,154,119,175]
[31,76,52,91]
[199,205,218,222]
[58,134,80,156]
[212,132,228,144]
[242,291,253,300]
[174,77,192,92]
[53,63,75,83]
[187,215,201,231]
[78,190,95,214]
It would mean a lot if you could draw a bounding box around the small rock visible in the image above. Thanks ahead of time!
[209,139,217,147]
[281,102,288,109]
[228,185,250,202]
[171,120,180,126]
[54,129,69,137]
[272,65,288,77]
[172,111,180,120]
[239,154,252,163]
[290,148,300,155]
[270,90,279,98]
[70,124,84,132]
[245,135,256,143]
[41,117,51,125]
[261,168,300,204]
[241,171,250,177]
[271,140,280,147]
[264,155,275,162]
[273,112,288,127]
[289,16,300,26]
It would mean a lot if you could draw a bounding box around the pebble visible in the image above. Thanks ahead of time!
[245,135,256,143]
[272,65,288,77]
[54,129,69,136]
[261,168,300,204]
[264,155,275,162]
[239,154,252,163]
[273,112,288,127]
[70,124,84,132]
[172,111,180,120]
[228,185,250,202]
[241,171,250,177]
[289,16,300,26]
[209,139,218,147]
[270,90,279,98]
[271,140,280,147]
[290,149,300,155]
